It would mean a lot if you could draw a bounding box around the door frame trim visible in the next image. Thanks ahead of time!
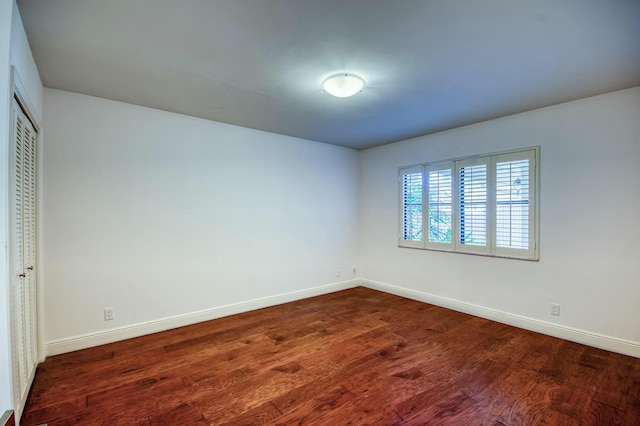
[8,66,43,421]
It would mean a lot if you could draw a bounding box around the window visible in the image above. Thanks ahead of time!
[399,147,539,260]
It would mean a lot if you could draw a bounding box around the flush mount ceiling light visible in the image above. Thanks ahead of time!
[322,73,366,98]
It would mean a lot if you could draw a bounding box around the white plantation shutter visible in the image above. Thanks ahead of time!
[456,158,489,253]
[399,167,424,247]
[24,123,38,372]
[426,163,453,249]
[398,148,539,259]
[13,111,24,275]
[11,103,28,397]
[494,150,536,258]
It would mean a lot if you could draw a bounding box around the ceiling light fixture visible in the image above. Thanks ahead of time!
[322,73,366,98]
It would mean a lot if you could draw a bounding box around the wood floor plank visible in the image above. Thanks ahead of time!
[593,354,635,410]
[502,372,586,425]
[471,366,541,424]
[148,403,208,426]
[539,340,586,382]
[20,287,640,425]
[623,380,640,426]
[584,400,624,425]
[257,386,355,425]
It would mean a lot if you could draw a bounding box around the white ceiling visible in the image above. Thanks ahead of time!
[17,0,640,149]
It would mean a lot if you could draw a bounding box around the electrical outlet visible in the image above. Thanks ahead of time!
[352,267,357,275]
[550,303,560,316]
[336,269,341,278]
[104,307,115,321]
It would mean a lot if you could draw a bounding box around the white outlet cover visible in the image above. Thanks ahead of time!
[104,307,115,321]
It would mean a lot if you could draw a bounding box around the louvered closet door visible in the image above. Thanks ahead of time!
[10,97,38,413]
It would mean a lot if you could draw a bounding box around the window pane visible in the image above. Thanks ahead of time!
[428,169,452,243]
[496,159,529,249]
[402,172,423,241]
[459,164,487,246]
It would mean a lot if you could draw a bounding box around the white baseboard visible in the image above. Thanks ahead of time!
[47,278,640,359]
[361,279,640,359]
[46,279,360,356]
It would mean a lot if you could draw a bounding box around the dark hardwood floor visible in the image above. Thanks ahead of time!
[22,287,640,425]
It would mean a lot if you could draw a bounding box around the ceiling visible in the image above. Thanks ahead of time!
[16,0,640,149]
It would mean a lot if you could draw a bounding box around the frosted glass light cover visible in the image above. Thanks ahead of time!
[322,73,366,97]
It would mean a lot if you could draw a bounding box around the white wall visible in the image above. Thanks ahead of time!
[43,88,359,347]
[359,87,640,353]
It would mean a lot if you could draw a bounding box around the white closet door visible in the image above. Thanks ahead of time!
[10,97,38,415]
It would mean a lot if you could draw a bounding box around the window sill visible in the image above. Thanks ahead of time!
[397,244,539,261]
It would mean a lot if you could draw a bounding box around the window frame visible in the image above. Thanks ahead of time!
[398,147,540,261]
